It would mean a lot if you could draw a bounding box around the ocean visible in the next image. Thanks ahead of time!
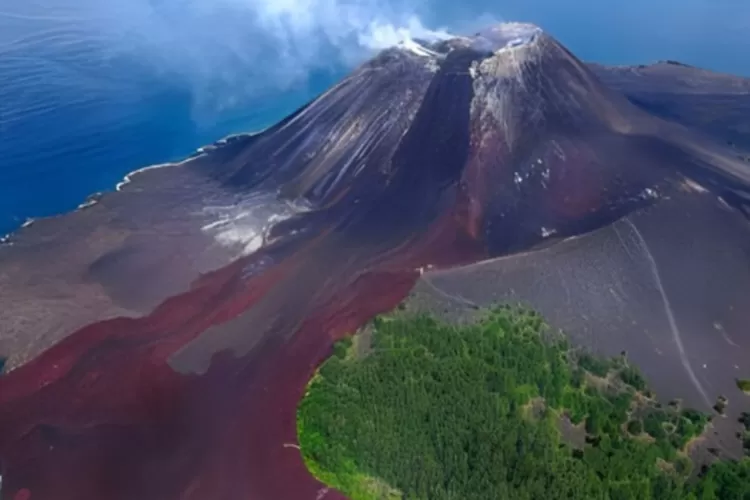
[1,0,748,236]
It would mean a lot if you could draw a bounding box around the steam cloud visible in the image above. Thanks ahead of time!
[0,0,462,118]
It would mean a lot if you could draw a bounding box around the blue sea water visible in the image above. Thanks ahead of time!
[1,0,749,236]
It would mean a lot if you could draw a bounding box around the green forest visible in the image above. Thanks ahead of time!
[297,306,750,500]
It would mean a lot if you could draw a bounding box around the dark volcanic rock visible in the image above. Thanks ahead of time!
[0,22,749,500]
[591,61,750,149]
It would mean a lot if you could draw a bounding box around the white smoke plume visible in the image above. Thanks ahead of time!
[0,0,457,117]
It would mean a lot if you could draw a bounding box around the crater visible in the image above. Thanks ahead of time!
[473,22,542,52]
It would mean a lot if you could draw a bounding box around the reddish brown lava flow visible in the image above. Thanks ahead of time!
[0,209,482,500]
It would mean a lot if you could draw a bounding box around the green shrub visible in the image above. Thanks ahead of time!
[298,308,741,500]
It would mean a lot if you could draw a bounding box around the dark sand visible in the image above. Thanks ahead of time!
[408,188,750,458]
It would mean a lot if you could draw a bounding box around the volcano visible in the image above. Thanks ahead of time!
[1,23,749,500]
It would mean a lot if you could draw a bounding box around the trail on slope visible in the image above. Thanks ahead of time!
[618,218,713,408]
[420,274,479,308]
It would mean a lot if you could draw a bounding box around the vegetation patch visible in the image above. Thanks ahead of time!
[737,379,750,394]
[713,395,729,415]
[298,306,750,499]
[740,412,750,456]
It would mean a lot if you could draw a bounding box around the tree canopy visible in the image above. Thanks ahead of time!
[297,307,750,500]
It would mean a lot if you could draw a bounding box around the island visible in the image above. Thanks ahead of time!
[2,22,750,500]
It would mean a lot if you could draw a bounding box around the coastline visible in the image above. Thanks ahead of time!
[0,130,264,246]
[113,130,263,192]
